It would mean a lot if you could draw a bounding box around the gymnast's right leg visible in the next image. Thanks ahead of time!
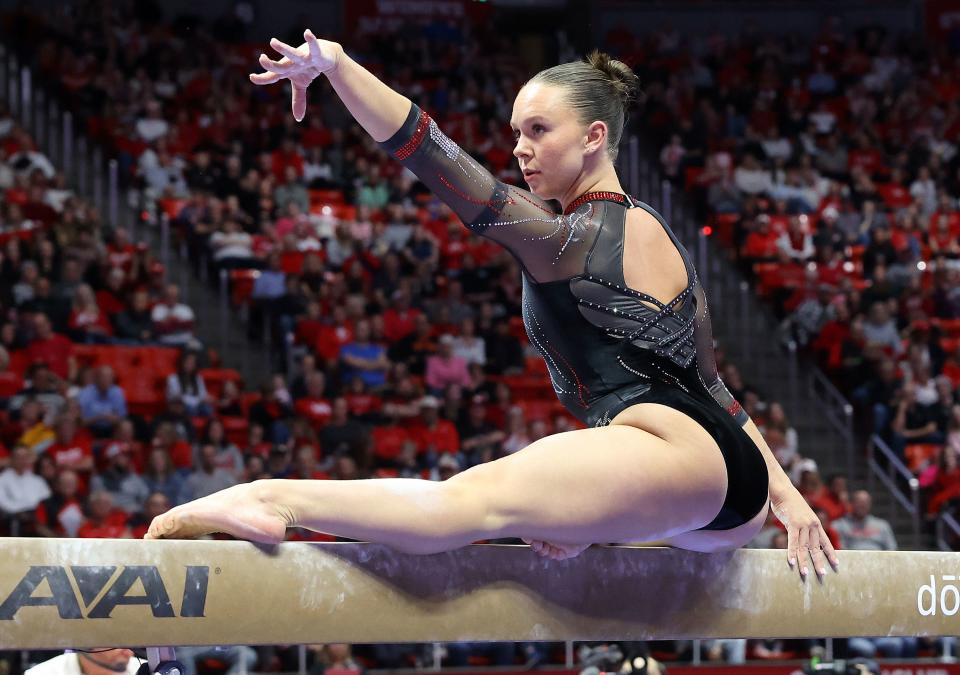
[146,420,730,555]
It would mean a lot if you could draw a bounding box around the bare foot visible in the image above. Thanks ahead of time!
[145,483,289,543]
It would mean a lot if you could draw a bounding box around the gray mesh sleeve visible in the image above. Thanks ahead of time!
[380,102,594,281]
[691,284,750,425]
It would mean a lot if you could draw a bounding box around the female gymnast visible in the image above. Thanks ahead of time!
[147,30,839,580]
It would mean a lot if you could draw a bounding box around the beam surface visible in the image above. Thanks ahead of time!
[0,538,954,648]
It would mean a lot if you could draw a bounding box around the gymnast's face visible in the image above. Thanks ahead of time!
[511,83,607,204]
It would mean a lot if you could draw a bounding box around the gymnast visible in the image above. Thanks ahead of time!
[147,30,839,580]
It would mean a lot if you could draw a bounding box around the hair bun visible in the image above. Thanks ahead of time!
[585,50,642,109]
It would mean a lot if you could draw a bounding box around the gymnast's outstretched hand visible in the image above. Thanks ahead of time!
[770,489,839,581]
[250,29,342,122]
[144,482,291,544]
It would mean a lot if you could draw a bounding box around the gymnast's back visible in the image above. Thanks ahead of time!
[381,102,747,429]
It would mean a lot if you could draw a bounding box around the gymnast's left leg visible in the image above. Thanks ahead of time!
[146,420,731,554]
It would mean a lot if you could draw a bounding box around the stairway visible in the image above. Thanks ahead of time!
[7,43,275,388]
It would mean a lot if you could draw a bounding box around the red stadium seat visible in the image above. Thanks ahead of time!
[200,368,243,399]
[140,347,179,376]
[308,189,345,206]
[221,416,250,446]
[524,355,547,375]
[936,318,960,338]
[515,399,564,422]
[502,374,553,400]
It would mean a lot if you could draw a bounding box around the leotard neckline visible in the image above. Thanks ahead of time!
[563,191,637,216]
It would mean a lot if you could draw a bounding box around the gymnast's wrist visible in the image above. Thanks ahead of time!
[322,42,346,80]
[767,472,796,502]
[250,479,298,528]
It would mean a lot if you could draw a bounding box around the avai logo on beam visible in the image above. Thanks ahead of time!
[0,566,209,620]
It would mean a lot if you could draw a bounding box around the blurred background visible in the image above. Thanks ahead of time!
[0,0,959,673]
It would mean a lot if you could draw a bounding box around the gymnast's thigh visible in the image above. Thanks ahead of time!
[446,421,729,545]
[661,498,769,553]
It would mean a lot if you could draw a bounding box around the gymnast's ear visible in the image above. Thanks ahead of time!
[583,120,608,157]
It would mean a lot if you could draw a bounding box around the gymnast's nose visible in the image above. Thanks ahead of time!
[513,137,532,160]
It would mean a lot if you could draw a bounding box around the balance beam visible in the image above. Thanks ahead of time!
[0,537,954,649]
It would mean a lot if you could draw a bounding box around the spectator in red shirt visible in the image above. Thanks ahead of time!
[775,215,815,263]
[151,421,194,472]
[411,395,460,461]
[383,289,422,343]
[847,133,883,175]
[271,137,304,182]
[47,415,94,492]
[67,284,114,343]
[344,375,382,420]
[96,267,129,320]
[77,490,132,539]
[35,469,84,537]
[928,213,960,258]
[441,222,470,272]
[928,193,960,232]
[876,168,913,209]
[821,473,852,521]
[106,227,137,271]
[742,215,780,261]
[26,313,76,381]
[294,371,333,429]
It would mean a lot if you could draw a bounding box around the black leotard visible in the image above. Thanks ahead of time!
[380,102,768,530]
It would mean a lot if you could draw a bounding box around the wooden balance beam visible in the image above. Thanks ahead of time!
[0,537,954,649]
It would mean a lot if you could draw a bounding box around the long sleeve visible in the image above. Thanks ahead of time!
[691,284,750,425]
[379,103,596,283]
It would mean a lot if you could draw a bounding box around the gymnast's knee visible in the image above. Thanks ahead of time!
[444,461,517,537]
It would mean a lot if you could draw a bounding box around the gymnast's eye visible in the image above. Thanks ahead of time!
[513,124,546,140]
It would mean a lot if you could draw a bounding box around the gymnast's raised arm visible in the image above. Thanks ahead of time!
[251,31,562,270]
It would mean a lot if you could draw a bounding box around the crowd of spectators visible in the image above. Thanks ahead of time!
[0,0,954,670]
[642,16,960,527]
